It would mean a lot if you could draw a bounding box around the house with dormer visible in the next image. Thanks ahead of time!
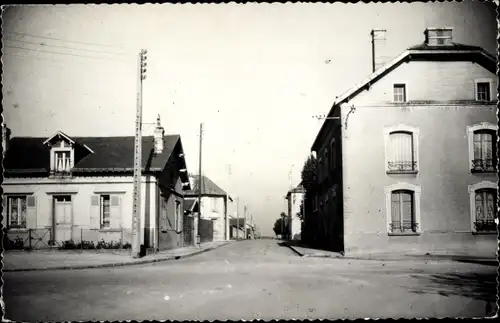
[309,27,497,256]
[1,116,192,252]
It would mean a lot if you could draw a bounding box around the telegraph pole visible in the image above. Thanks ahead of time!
[132,49,148,258]
[197,123,203,247]
[236,197,239,240]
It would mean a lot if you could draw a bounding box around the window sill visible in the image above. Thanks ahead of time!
[388,232,420,236]
[98,228,122,233]
[386,170,418,175]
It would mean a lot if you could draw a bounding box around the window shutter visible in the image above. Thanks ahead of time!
[110,195,122,229]
[89,195,100,228]
[26,196,37,229]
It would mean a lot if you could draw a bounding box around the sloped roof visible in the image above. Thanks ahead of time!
[185,175,233,200]
[311,42,497,150]
[184,198,199,213]
[286,184,306,198]
[4,135,183,174]
[229,218,245,228]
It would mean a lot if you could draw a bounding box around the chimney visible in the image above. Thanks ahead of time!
[371,29,389,72]
[2,124,11,157]
[424,27,453,46]
[153,114,165,154]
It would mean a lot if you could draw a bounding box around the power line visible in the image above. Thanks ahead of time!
[3,45,129,63]
[4,30,129,50]
[3,37,129,57]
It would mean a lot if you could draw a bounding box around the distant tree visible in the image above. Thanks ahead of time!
[273,218,283,237]
[301,154,317,192]
[300,154,317,244]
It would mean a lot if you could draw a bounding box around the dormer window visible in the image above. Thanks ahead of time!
[43,131,77,176]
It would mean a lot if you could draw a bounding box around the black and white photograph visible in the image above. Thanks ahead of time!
[1,1,498,321]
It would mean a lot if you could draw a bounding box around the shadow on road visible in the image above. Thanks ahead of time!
[408,271,498,314]
[409,271,499,316]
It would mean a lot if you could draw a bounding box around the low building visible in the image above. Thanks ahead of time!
[285,184,305,240]
[2,116,192,252]
[184,175,233,242]
[310,27,497,256]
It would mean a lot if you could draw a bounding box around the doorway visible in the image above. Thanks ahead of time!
[54,195,73,242]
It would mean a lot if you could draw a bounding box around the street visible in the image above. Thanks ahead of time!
[3,239,497,321]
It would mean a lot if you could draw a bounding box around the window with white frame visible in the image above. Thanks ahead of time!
[390,190,417,233]
[468,123,498,173]
[385,183,421,235]
[393,84,406,103]
[100,195,111,229]
[475,80,492,102]
[387,131,416,172]
[473,189,497,232]
[7,196,27,229]
[54,150,72,173]
[469,181,497,233]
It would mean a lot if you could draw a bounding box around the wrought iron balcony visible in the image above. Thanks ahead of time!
[471,158,496,172]
[387,161,417,172]
[473,219,497,232]
[389,221,419,233]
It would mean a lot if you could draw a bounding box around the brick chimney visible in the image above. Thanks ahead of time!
[371,29,389,72]
[424,27,453,46]
[153,114,165,154]
[2,123,11,157]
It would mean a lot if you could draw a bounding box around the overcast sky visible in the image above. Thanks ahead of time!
[2,2,497,236]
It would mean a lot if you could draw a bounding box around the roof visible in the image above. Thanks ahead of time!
[184,175,233,200]
[184,198,199,213]
[286,184,306,198]
[311,42,497,150]
[4,134,186,176]
[229,218,246,228]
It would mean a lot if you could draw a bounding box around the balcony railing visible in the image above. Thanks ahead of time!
[389,221,419,233]
[387,161,417,172]
[473,219,497,232]
[471,158,496,172]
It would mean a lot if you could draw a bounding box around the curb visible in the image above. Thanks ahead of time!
[285,243,344,259]
[3,242,229,272]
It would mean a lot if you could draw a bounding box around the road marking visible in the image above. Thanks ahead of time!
[227,284,232,288]
[164,295,170,301]
[225,260,230,264]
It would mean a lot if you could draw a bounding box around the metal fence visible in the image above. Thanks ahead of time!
[2,227,131,251]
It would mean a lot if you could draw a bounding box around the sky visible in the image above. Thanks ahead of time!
[2,1,497,236]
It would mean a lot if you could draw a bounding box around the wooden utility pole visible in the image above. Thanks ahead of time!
[132,49,148,258]
[197,123,203,247]
[236,197,239,240]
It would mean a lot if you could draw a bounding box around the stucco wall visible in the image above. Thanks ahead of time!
[351,60,498,105]
[2,176,158,248]
[199,196,226,242]
[158,176,185,251]
[340,102,497,255]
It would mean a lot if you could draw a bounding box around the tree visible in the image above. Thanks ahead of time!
[300,154,317,244]
[273,218,283,237]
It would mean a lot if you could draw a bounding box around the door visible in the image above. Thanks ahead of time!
[54,195,72,242]
[183,213,193,246]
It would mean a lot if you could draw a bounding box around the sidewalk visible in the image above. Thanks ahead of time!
[2,241,229,272]
[285,241,497,263]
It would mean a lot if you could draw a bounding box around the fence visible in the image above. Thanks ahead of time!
[2,227,131,251]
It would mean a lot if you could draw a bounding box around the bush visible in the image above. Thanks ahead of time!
[59,239,124,250]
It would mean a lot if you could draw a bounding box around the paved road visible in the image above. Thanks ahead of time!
[3,240,497,321]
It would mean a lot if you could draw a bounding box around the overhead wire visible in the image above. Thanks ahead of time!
[3,44,130,63]
[4,30,130,50]
[3,37,130,57]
